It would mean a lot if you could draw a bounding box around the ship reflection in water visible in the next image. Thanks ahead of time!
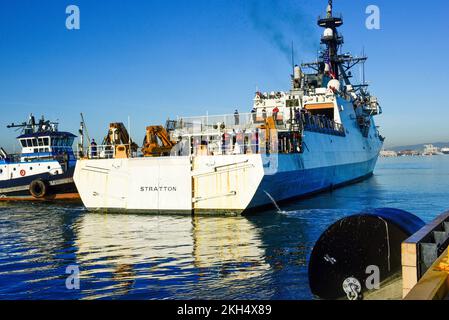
[1,157,448,300]
[0,203,312,299]
[74,212,313,299]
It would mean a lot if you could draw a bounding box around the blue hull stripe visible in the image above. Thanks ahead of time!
[249,156,379,208]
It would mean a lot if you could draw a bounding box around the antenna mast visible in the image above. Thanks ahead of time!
[362,47,366,85]
[291,41,295,74]
[327,0,333,18]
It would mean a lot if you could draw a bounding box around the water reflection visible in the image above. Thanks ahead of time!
[75,213,283,299]
[0,203,84,299]
[1,157,447,299]
[1,203,314,299]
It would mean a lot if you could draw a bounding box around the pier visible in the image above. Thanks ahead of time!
[403,211,449,300]
[308,208,449,300]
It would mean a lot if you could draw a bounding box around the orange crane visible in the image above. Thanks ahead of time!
[102,123,138,158]
[141,126,176,157]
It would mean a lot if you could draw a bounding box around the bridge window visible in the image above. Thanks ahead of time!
[53,137,60,146]
[38,137,50,147]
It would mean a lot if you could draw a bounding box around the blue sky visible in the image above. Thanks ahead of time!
[0,0,448,151]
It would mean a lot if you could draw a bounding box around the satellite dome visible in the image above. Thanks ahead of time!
[327,79,341,92]
[323,28,334,39]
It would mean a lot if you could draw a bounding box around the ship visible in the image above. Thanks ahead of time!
[422,144,443,156]
[73,1,384,214]
[441,147,449,155]
[0,114,79,201]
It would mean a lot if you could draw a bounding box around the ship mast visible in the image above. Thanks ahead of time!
[300,0,369,92]
[317,0,343,80]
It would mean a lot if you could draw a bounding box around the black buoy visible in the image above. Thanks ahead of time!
[308,208,425,300]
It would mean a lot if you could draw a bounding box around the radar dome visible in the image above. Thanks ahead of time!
[327,79,340,92]
[323,28,333,39]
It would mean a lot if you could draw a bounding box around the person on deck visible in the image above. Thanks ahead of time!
[295,108,301,124]
[90,139,98,158]
[262,108,267,121]
[272,106,280,122]
[251,107,257,123]
[234,109,240,126]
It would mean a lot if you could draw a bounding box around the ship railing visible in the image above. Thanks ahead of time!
[298,113,346,137]
[190,134,303,157]
[318,13,344,21]
[76,138,303,159]
[0,153,21,163]
[175,112,286,135]
[192,142,266,157]
[77,145,122,159]
[1,152,64,163]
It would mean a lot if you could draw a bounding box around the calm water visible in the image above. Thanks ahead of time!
[1,156,448,300]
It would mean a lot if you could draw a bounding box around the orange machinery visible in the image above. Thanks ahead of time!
[103,123,138,158]
[141,126,176,157]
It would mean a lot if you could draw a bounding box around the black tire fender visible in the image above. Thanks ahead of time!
[29,179,48,198]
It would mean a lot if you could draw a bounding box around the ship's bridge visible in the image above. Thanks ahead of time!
[303,87,341,124]
[17,131,76,162]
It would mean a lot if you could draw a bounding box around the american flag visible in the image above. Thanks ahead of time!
[324,48,336,79]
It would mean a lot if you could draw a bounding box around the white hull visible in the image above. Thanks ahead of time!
[74,97,382,214]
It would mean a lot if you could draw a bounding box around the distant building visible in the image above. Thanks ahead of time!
[397,150,420,157]
[380,150,397,157]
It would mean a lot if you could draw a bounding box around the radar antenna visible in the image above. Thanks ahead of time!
[327,0,333,18]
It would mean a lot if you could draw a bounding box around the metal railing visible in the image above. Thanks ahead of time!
[175,112,287,134]
[192,141,271,157]
[76,112,346,160]
[77,134,299,159]
[299,113,346,137]
[77,145,128,159]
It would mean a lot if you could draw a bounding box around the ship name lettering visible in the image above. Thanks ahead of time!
[140,186,177,192]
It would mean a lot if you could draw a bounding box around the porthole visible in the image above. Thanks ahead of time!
[29,167,33,170]
[0,169,2,174]
[48,166,51,170]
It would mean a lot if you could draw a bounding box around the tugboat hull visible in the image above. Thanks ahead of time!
[0,167,79,201]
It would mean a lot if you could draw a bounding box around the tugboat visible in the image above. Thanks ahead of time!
[0,114,79,201]
[74,0,384,214]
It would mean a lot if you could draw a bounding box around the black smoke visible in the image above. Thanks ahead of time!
[249,0,320,62]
